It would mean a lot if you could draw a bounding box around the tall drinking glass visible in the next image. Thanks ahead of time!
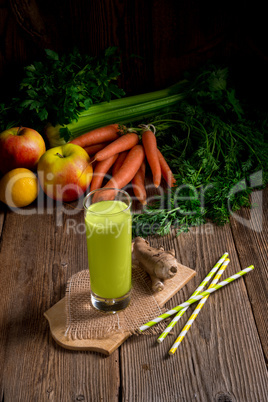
[83,188,132,313]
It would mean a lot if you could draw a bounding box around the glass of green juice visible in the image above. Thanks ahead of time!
[83,188,132,313]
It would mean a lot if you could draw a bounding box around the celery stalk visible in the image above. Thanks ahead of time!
[45,82,188,147]
[77,83,185,118]
[66,93,185,138]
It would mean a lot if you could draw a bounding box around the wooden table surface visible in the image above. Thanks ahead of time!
[0,186,267,402]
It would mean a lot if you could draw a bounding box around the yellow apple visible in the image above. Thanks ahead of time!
[37,144,93,202]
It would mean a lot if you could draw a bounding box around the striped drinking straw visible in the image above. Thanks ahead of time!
[157,252,229,343]
[169,258,230,355]
[139,265,254,333]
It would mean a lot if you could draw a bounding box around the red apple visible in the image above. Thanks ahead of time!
[0,126,46,174]
[37,144,93,202]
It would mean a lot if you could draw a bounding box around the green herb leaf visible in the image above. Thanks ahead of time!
[45,49,59,61]
[0,47,125,133]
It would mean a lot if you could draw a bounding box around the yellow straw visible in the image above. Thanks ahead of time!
[157,252,229,343]
[139,265,254,333]
[169,258,230,355]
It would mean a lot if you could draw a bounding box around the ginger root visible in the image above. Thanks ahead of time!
[133,237,179,292]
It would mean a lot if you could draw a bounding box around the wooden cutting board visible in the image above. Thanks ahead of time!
[44,263,196,355]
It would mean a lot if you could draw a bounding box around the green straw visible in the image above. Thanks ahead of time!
[157,252,229,343]
[139,265,254,333]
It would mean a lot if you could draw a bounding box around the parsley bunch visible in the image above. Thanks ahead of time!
[0,47,124,132]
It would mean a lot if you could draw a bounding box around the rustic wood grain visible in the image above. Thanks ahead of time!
[120,224,268,401]
[0,207,6,236]
[9,0,55,48]
[70,0,156,94]
[0,1,267,398]
[151,0,232,88]
[0,188,267,401]
[2,1,267,100]
[0,205,120,401]
[230,187,268,360]
[0,205,6,402]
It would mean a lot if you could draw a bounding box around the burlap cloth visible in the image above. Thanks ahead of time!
[65,261,168,340]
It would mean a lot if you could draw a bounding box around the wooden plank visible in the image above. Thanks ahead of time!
[0,207,6,238]
[0,206,5,402]
[1,187,267,400]
[120,224,268,401]
[230,187,268,359]
[151,0,233,88]
[0,206,119,401]
[1,0,252,99]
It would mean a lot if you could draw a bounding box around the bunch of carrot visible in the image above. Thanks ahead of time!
[70,123,176,205]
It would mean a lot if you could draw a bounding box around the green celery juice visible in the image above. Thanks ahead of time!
[85,200,132,299]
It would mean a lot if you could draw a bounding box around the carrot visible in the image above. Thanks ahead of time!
[157,149,176,187]
[132,160,147,205]
[90,154,119,192]
[103,145,145,190]
[112,151,128,176]
[142,129,161,188]
[69,124,119,148]
[94,132,139,162]
[84,142,110,156]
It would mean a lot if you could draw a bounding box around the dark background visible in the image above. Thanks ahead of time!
[1,0,268,106]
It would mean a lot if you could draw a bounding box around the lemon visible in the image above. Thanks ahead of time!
[0,168,39,207]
